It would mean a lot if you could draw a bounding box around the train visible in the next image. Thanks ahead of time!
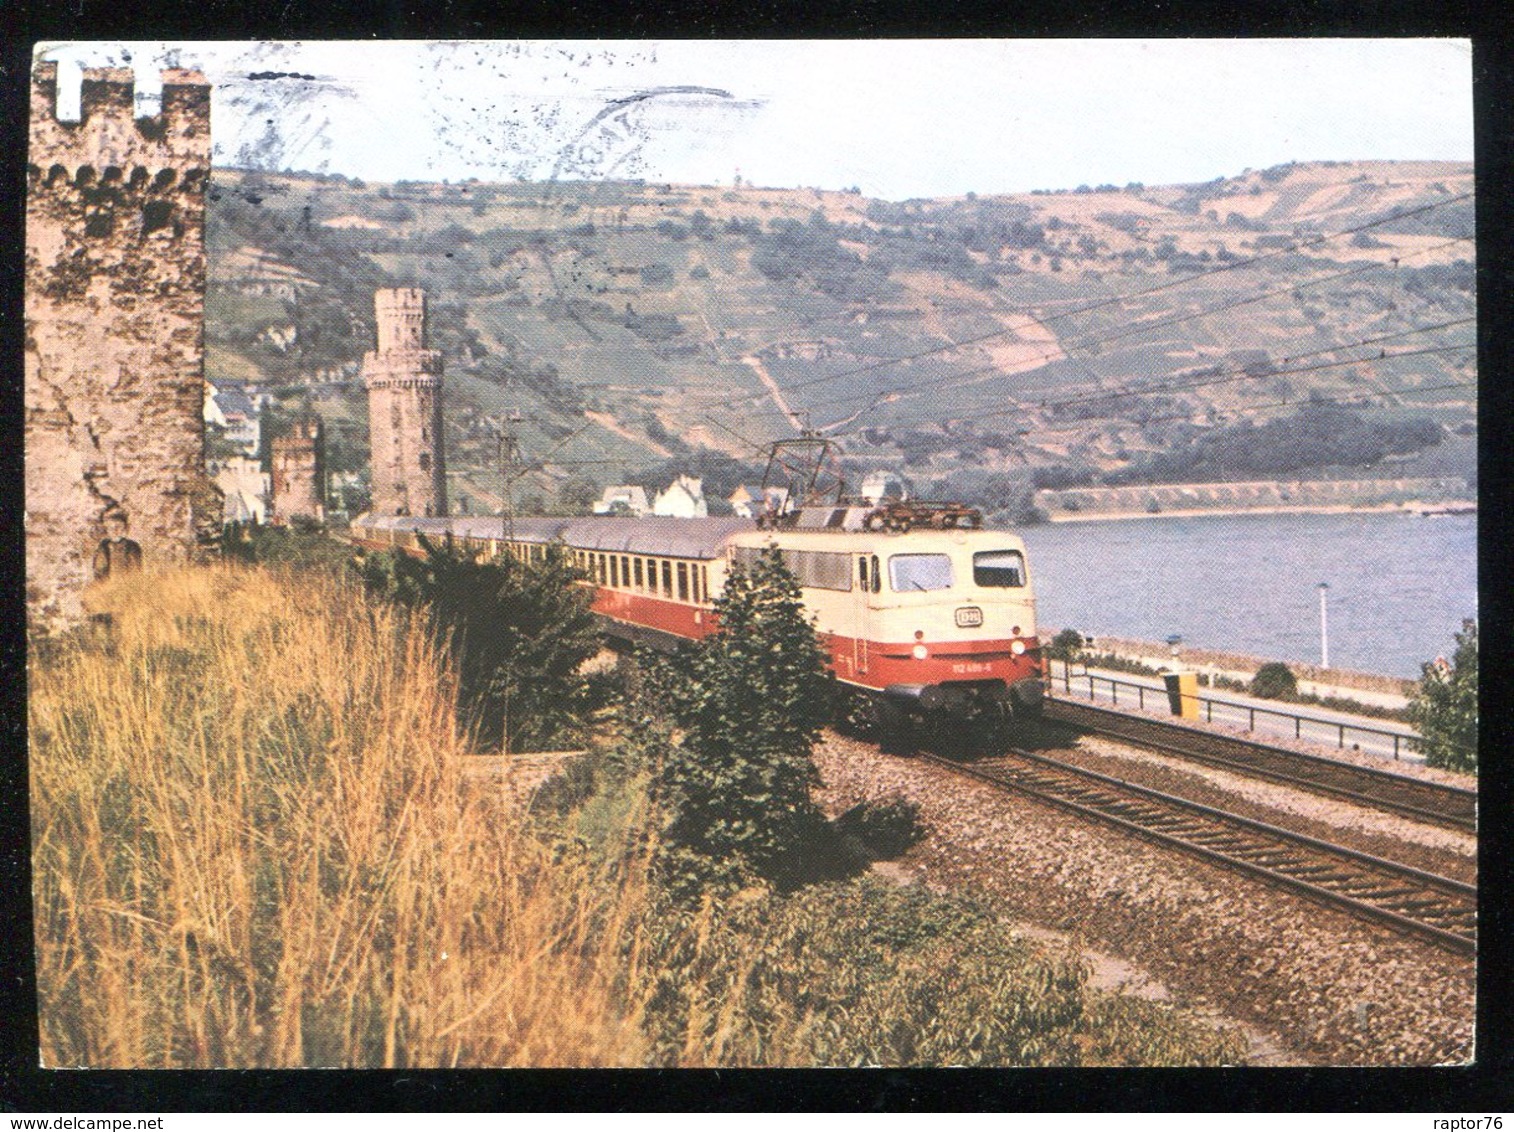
[347,498,1045,738]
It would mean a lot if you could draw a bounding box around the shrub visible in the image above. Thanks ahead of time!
[354,538,602,752]
[1407,620,1477,772]
[636,878,1245,1066]
[1249,661,1298,701]
[221,523,351,575]
[639,262,676,287]
[833,798,926,860]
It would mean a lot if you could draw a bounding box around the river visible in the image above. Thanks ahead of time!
[1018,511,1477,678]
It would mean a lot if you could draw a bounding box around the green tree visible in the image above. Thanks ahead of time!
[1408,620,1478,772]
[1249,661,1298,701]
[1044,628,1086,663]
[355,538,601,752]
[559,476,601,513]
[656,549,832,893]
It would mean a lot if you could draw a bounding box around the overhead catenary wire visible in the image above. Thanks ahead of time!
[878,344,1476,433]
[480,190,1475,480]
[462,367,1475,478]
[653,190,1474,420]
[1016,376,1476,434]
[715,301,1475,433]
[657,234,1473,432]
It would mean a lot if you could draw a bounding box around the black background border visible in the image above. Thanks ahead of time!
[2,0,1508,1112]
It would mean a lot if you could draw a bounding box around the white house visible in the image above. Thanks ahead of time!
[210,455,270,525]
[860,470,908,505]
[653,475,708,518]
[204,382,263,457]
[592,484,650,516]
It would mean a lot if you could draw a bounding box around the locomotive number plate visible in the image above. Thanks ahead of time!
[955,606,983,628]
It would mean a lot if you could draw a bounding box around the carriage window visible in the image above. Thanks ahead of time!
[634,558,644,590]
[699,565,709,604]
[889,553,954,592]
[622,556,631,589]
[661,560,673,598]
[736,546,851,591]
[859,557,870,590]
[871,555,881,593]
[611,555,620,588]
[974,550,1025,588]
[677,562,689,602]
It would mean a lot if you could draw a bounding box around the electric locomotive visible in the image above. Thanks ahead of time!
[348,498,1044,735]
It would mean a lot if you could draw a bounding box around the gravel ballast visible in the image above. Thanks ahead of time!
[813,731,1475,1066]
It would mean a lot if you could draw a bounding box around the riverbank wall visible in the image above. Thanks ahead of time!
[1034,477,1471,524]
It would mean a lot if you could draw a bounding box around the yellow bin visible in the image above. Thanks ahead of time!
[1163,671,1199,719]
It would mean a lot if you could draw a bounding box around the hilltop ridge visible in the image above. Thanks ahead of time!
[204,160,1475,518]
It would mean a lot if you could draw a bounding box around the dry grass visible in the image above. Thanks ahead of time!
[28,563,651,1067]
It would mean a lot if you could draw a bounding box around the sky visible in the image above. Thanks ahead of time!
[36,39,1474,199]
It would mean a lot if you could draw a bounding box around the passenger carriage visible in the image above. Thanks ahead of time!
[349,506,1044,732]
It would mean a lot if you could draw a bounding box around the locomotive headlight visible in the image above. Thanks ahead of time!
[1010,640,1027,655]
[912,643,929,660]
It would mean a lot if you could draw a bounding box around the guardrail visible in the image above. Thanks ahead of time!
[1053,668,1419,761]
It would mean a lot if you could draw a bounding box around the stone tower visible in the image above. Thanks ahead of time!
[25,60,220,628]
[363,288,447,517]
[271,416,325,524]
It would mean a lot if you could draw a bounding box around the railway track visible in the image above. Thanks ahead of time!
[921,746,1476,956]
[1042,698,1477,833]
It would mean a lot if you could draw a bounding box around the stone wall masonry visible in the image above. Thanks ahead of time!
[363,288,447,518]
[1036,477,1470,519]
[26,61,220,628]
[271,418,325,523]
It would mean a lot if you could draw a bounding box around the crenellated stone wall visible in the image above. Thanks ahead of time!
[25,60,220,628]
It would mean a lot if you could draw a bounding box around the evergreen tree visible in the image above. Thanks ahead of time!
[656,549,832,893]
[1408,619,1478,772]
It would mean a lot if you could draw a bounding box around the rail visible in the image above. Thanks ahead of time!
[920,747,1475,955]
[1053,668,1419,762]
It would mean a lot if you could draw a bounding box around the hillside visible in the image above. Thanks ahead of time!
[203,161,1476,518]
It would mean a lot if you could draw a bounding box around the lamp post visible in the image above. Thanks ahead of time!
[1317,582,1330,670]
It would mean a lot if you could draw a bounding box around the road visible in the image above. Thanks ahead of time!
[1045,660,1423,764]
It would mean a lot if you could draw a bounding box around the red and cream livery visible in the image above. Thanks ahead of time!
[349,507,1044,729]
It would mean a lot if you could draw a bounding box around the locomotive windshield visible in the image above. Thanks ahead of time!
[973,550,1026,588]
[889,553,954,592]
